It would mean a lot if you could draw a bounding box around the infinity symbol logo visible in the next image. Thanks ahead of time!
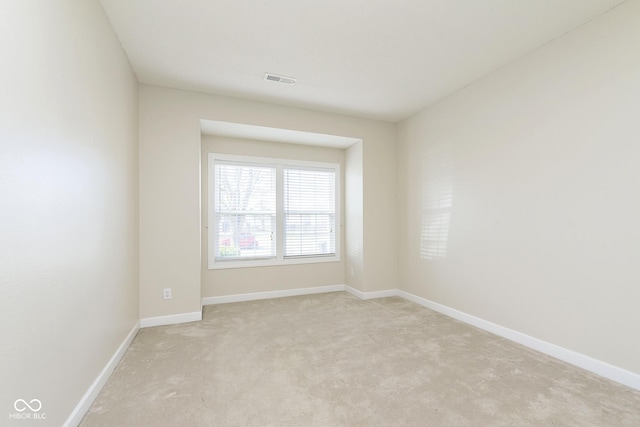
[14,399,42,412]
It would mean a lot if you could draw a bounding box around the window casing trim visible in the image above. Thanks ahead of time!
[208,153,341,269]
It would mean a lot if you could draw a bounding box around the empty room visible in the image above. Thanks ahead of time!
[2,0,640,425]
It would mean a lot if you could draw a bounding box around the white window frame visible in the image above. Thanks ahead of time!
[208,153,340,269]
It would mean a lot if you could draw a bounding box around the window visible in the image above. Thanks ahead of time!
[284,168,335,258]
[213,161,276,260]
[208,153,340,268]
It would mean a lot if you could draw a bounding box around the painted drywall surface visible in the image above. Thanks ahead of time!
[200,136,346,296]
[139,91,202,318]
[139,85,396,317]
[398,0,640,374]
[0,0,139,424]
[345,141,364,291]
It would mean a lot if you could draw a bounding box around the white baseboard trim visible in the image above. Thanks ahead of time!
[397,290,640,391]
[345,286,398,300]
[202,285,346,305]
[140,311,203,328]
[63,321,140,427]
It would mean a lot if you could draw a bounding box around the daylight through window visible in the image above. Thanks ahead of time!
[209,154,339,268]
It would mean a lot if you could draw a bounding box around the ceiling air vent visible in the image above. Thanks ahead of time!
[264,73,297,85]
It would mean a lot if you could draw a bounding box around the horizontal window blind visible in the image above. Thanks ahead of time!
[214,162,276,260]
[284,167,336,258]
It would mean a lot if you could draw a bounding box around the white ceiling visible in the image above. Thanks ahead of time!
[101,0,626,122]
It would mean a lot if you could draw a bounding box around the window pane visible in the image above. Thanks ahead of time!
[215,163,276,259]
[284,168,336,257]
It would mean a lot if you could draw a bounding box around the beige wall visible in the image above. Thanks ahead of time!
[345,141,364,290]
[139,85,397,319]
[0,0,139,425]
[201,136,346,296]
[398,0,640,374]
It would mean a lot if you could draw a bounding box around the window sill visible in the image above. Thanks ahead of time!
[208,255,340,270]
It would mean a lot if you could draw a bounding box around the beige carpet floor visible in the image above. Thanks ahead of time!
[81,292,640,426]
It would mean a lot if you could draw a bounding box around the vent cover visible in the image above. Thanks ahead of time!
[264,73,297,85]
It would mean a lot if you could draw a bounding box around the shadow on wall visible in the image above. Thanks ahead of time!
[420,141,453,260]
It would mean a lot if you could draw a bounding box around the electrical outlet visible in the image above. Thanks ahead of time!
[350,267,355,277]
[163,288,172,300]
